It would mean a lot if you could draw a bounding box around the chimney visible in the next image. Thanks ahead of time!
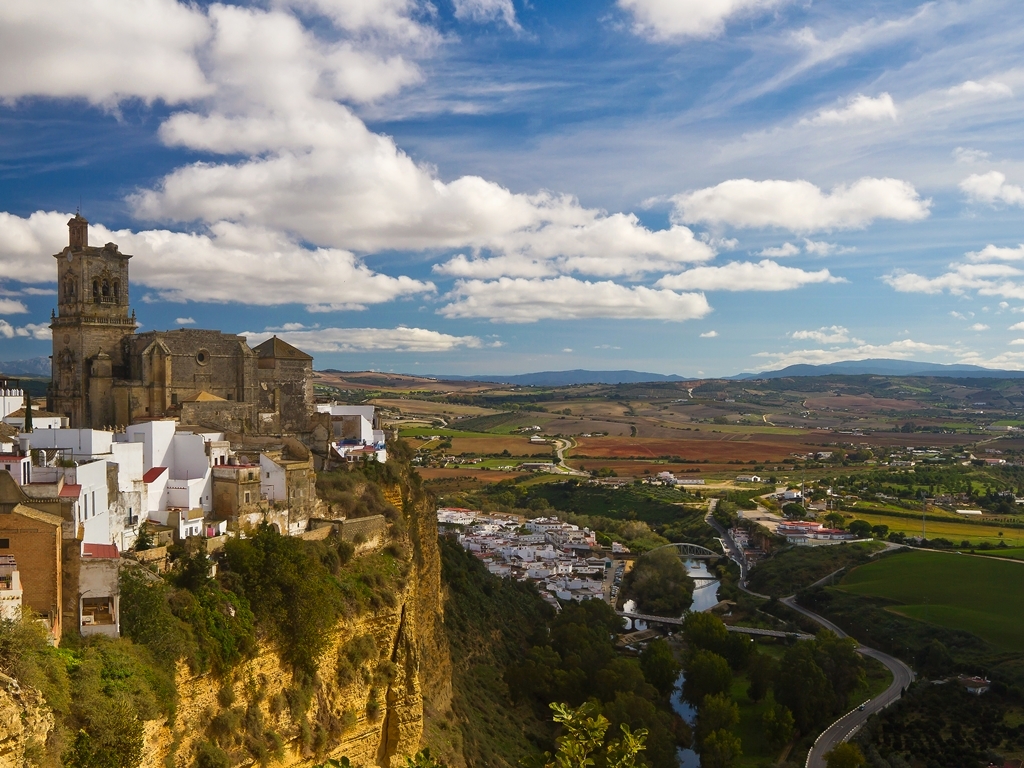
[68,214,88,249]
[17,435,30,455]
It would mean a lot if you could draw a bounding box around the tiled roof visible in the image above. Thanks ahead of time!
[143,466,167,483]
[82,542,119,558]
[58,484,82,498]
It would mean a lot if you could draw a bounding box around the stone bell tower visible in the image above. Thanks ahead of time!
[49,214,137,428]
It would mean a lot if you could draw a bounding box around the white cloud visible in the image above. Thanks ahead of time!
[790,325,854,344]
[755,338,949,368]
[884,244,1024,303]
[801,93,897,126]
[953,147,991,164]
[439,277,711,323]
[241,326,483,353]
[965,244,1024,262]
[802,239,853,256]
[275,0,438,43]
[562,348,573,353]
[174,317,196,325]
[0,211,434,309]
[655,260,842,292]
[1011,339,1024,346]
[0,0,212,106]
[618,0,780,41]
[0,320,50,340]
[1009,322,1024,331]
[673,177,930,231]
[969,323,990,331]
[453,0,519,29]
[0,300,28,315]
[947,80,1013,99]
[700,330,718,338]
[758,242,800,258]
[960,172,1024,207]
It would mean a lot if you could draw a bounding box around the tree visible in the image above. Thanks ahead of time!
[746,651,777,702]
[759,693,794,750]
[22,391,32,433]
[683,612,729,655]
[825,743,865,768]
[774,643,834,732]
[694,693,738,749]
[871,524,889,539]
[700,729,742,768]
[824,512,845,529]
[543,702,647,768]
[639,638,680,696]
[683,650,732,705]
[133,523,154,552]
[848,520,872,538]
[623,549,694,616]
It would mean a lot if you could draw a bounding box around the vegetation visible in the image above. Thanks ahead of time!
[622,549,695,616]
[745,542,885,598]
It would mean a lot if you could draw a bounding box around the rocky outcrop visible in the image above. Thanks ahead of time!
[0,673,53,768]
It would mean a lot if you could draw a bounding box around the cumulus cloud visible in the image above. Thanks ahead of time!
[1011,339,1024,346]
[241,325,483,352]
[882,243,1024,303]
[453,0,519,29]
[969,323,990,331]
[1010,322,1024,331]
[0,300,28,315]
[700,330,718,338]
[655,260,842,292]
[755,338,949,368]
[953,147,991,164]
[0,0,212,106]
[439,277,711,323]
[758,243,800,258]
[0,320,50,340]
[966,245,1024,262]
[174,317,196,325]
[947,80,1013,99]
[960,172,1024,207]
[0,211,434,310]
[790,325,855,344]
[673,177,930,231]
[801,93,897,126]
[618,0,780,40]
[758,240,851,257]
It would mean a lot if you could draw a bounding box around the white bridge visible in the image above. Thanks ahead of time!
[616,611,814,640]
[644,542,721,559]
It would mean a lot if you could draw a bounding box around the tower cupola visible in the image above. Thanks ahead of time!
[68,214,88,249]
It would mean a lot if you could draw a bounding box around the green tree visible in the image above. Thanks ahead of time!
[694,693,738,749]
[847,520,872,538]
[683,612,729,655]
[825,743,865,768]
[543,702,647,768]
[774,643,834,732]
[639,638,680,696]
[683,650,731,705]
[623,549,694,616]
[759,693,794,750]
[824,512,845,529]
[700,729,742,768]
[745,651,777,702]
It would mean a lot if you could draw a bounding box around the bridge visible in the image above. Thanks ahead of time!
[644,542,722,559]
[616,611,814,640]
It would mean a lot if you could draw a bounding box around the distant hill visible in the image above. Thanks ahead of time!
[421,369,687,386]
[0,357,50,377]
[730,358,1024,379]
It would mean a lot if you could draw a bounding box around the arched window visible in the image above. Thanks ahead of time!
[101,280,110,298]
[92,280,99,302]
[113,280,120,301]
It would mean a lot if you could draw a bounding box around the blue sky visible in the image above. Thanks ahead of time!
[2,0,1024,377]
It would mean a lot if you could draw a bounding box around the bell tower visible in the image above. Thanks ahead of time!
[49,215,137,428]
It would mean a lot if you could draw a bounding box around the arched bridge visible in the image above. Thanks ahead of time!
[644,542,721,559]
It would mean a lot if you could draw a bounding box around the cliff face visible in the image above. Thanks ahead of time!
[0,675,52,768]
[142,477,451,768]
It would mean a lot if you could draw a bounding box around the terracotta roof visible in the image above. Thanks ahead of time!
[143,466,167,483]
[58,484,82,498]
[253,335,313,361]
[82,542,119,558]
[182,390,226,403]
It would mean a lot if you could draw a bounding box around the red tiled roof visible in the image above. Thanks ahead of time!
[82,543,119,558]
[143,466,167,483]
[58,484,82,498]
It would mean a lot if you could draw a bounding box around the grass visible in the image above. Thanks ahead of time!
[844,509,1023,547]
[838,550,1024,652]
[398,428,490,438]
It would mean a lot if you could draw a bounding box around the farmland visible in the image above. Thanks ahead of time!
[837,550,1024,651]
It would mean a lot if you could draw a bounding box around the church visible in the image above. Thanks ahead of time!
[48,215,315,435]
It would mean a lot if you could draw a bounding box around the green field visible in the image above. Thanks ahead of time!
[846,509,1024,547]
[838,550,1024,651]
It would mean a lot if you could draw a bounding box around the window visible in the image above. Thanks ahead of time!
[247,471,254,481]
[244,491,251,504]
[171,394,178,405]
[196,349,209,365]
[0,539,9,549]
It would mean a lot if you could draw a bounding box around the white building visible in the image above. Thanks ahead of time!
[0,556,23,621]
[0,387,23,421]
[316,404,387,463]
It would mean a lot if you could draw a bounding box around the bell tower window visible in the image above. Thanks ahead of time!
[113,280,120,301]
[92,280,99,302]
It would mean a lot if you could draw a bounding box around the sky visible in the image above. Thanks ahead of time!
[1,0,1024,378]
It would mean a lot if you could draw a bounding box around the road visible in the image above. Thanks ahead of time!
[704,499,748,583]
[781,596,915,768]
[551,437,588,476]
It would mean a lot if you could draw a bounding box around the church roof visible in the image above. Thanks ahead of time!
[253,336,313,361]
[182,391,227,403]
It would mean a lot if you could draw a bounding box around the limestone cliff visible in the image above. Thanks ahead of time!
[140,476,452,768]
[0,673,52,768]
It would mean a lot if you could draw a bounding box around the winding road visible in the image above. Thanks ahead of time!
[780,596,915,768]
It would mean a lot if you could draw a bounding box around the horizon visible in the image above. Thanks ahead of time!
[3,1,1024,377]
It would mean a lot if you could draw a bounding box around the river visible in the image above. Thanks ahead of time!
[671,672,700,768]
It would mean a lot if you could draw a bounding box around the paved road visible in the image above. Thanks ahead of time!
[781,597,915,768]
[704,499,748,583]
